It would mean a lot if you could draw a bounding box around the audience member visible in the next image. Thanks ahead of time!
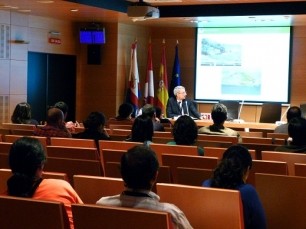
[54,101,79,131]
[167,115,204,156]
[106,102,134,127]
[198,103,241,142]
[141,104,165,131]
[73,111,110,149]
[34,107,72,143]
[2,137,83,228]
[126,114,153,146]
[11,102,39,125]
[275,117,306,152]
[96,145,193,229]
[274,106,301,134]
[202,145,266,229]
[166,86,202,119]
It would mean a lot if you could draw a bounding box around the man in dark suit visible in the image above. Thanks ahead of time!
[166,86,202,119]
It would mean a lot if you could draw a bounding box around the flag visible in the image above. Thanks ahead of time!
[126,40,140,117]
[169,41,181,98]
[156,40,169,117]
[143,41,154,105]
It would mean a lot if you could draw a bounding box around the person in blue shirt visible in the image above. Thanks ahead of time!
[202,145,266,229]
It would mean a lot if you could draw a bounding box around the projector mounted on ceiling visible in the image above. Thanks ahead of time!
[127,0,160,21]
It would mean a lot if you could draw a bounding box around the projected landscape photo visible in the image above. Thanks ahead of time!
[221,67,261,95]
[201,39,241,66]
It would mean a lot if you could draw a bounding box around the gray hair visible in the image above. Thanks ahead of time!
[174,86,185,97]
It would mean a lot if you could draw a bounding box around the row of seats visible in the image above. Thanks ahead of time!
[1,173,305,229]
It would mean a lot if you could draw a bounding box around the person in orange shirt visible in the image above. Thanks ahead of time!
[3,137,83,229]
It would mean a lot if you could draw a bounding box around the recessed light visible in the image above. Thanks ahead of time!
[70,9,79,12]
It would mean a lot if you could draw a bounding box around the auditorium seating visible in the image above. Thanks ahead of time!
[204,147,256,159]
[0,142,12,154]
[247,160,288,186]
[50,137,96,148]
[3,135,47,147]
[150,143,199,163]
[73,175,124,204]
[242,136,285,145]
[0,196,70,229]
[197,134,239,144]
[46,146,99,160]
[294,163,306,177]
[161,154,218,183]
[176,167,213,186]
[261,151,306,175]
[267,132,289,141]
[44,157,103,185]
[72,204,172,229]
[256,173,306,229]
[99,140,141,152]
[156,183,244,229]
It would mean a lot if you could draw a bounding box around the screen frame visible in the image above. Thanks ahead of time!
[79,28,106,44]
[194,26,292,105]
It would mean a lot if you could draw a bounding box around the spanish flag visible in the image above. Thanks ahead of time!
[156,39,169,117]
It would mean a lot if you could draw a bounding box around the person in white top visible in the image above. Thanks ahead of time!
[96,145,193,229]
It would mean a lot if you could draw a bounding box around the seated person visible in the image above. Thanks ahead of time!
[275,117,306,153]
[2,137,83,228]
[167,115,204,156]
[54,101,79,131]
[106,102,134,127]
[73,111,110,149]
[203,145,266,229]
[140,104,165,132]
[198,103,241,142]
[34,107,72,143]
[96,145,193,229]
[274,106,301,134]
[11,102,39,125]
[166,86,202,119]
[126,114,154,147]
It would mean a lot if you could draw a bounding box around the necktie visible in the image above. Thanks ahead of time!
[178,101,182,115]
[182,101,188,115]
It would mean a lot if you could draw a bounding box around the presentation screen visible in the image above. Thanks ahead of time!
[195,26,292,103]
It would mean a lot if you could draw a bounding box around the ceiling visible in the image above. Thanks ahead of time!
[2,0,306,27]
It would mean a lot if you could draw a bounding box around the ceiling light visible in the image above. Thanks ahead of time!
[36,0,54,3]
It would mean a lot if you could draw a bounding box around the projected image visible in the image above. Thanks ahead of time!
[201,39,241,66]
[221,68,261,95]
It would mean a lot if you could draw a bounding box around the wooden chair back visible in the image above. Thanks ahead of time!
[44,157,103,185]
[197,134,239,144]
[0,153,9,169]
[196,140,232,148]
[4,135,48,147]
[242,136,285,145]
[161,154,218,183]
[46,146,99,160]
[239,143,280,159]
[176,167,213,186]
[247,160,288,186]
[10,129,34,136]
[99,140,142,152]
[73,175,124,204]
[72,204,172,229]
[152,137,172,144]
[0,142,12,154]
[50,137,96,148]
[153,131,172,138]
[294,163,306,177]
[204,147,256,159]
[1,123,36,130]
[156,183,244,229]
[150,143,198,163]
[256,173,306,229]
[261,151,306,175]
[239,131,263,137]
[0,196,70,229]
[267,132,289,140]
[111,129,131,135]
[109,124,132,131]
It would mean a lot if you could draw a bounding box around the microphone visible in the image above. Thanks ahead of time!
[233,100,244,123]
[276,105,290,125]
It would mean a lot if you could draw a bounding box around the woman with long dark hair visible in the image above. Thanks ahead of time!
[203,145,266,229]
